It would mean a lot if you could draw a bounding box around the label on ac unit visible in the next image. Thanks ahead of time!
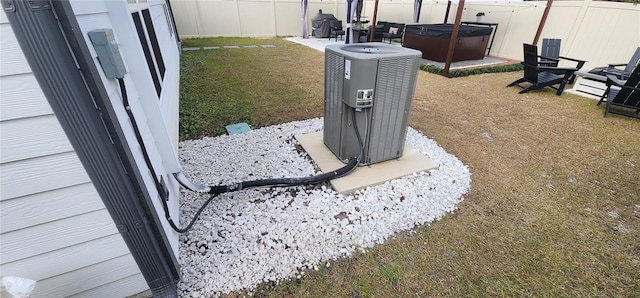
[356,89,374,108]
[344,59,351,80]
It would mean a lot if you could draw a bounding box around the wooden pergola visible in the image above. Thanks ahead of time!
[367,0,554,76]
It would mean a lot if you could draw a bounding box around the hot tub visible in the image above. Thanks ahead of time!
[402,24,493,62]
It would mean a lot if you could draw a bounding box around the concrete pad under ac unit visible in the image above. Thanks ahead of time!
[295,131,439,194]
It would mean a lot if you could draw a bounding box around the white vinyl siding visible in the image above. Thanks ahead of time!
[0,152,90,200]
[0,74,53,121]
[68,273,148,298]
[0,3,148,297]
[1,0,182,294]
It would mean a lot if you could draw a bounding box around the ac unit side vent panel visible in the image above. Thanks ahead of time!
[323,50,345,158]
[368,57,420,163]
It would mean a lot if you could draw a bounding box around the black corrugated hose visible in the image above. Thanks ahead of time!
[119,77,365,233]
[172,109,365,233]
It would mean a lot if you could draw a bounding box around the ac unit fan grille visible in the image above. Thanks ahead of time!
[367,57,419,163]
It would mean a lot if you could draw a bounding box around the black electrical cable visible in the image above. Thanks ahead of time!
[352,108,366,166]
[174,109,366,233]
[205,108,365,196]
[206,159,358,194]
[117,78,187,232]
[173,156,360,233]
[119,76,366,233]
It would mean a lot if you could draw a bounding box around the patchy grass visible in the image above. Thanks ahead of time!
[179,37,640,297]
[179,38,324,139]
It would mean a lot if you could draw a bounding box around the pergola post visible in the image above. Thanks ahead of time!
[443,0,465,76]
[533,0,553,45]
[369,0,380,42]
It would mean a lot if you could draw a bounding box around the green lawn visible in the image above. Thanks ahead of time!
[179,37,640,297]
[179,38,324,138]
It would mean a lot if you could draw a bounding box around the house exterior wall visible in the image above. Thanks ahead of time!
[0,0,181,296]
[171,0,640,70]
[0,6,148,297]
[98,0,182,258]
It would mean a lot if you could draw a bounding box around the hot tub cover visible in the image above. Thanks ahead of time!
[405,23,493,38]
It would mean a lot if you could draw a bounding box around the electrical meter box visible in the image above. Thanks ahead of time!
[323,43,421,165]
[88,29,127,79]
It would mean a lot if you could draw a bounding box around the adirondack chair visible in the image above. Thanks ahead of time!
[537,38,585,84]
[539,38,561,67]
[589,47,640,80]
[569,48,640,100]
[329,20,345,41]
[507,43,580,96]
[597,63,640,119]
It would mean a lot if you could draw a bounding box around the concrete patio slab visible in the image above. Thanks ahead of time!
[420,56,507,70]
[295,131,439,194]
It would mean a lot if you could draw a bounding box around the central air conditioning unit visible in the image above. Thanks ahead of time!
[323,43,422,165]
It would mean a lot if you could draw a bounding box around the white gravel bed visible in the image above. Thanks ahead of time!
[176,118,471,297]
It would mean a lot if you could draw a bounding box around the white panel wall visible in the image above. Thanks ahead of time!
[171,0,640,70]
[557,1,640,70]
[275,0,302,36]
[239,0,277,36]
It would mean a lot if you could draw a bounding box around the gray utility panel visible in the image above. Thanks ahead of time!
[323,43,421,165]
[88,29,127,79]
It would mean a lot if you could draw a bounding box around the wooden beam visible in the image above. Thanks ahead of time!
[369,0,380,42]
[443,0,465,76]
[533,0,553,45]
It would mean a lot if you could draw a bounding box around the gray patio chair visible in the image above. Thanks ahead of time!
[588,47,640,80]
[597,63,640,119]
[382,23,404,44]
[329,20,345,41]
[359,24,384,43]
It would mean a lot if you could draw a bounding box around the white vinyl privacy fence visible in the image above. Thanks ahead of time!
[170,0,640,69]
